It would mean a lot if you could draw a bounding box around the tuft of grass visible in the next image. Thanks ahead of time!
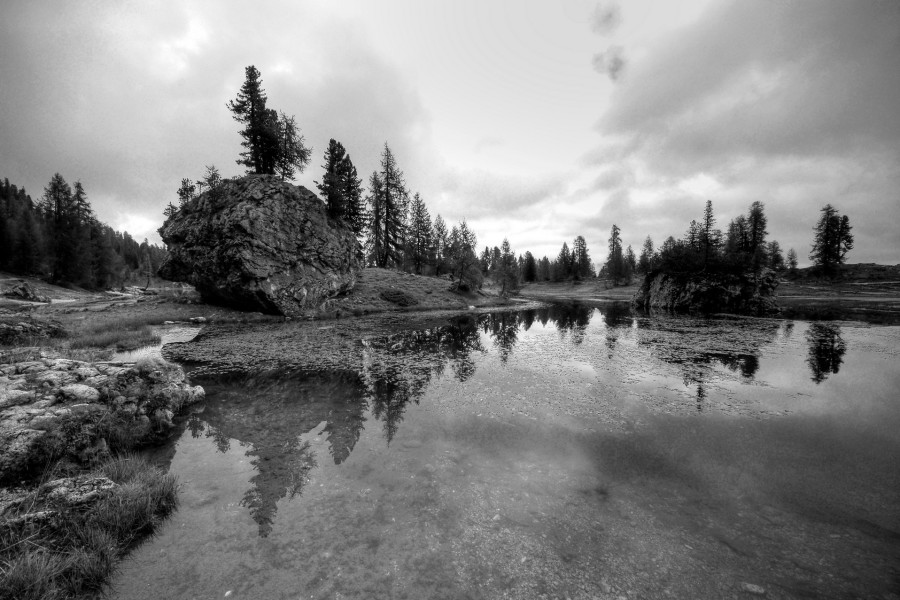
[68,325,160,351]
[0,552,66,600]
[0,455,178,599]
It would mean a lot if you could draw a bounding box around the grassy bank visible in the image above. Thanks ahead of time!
[0,456,177,600]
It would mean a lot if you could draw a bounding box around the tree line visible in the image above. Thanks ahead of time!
[177,65,857,292]
[1,175,166,288]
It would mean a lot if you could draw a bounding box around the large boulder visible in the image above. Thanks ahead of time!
[3,282,50,303]
[158,175,360,316]
[632,270,780,316]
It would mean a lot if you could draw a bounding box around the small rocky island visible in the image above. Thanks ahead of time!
[159,175,361,317]
[632,270,780,316]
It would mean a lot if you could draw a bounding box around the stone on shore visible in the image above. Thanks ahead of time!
[0,357,204,483]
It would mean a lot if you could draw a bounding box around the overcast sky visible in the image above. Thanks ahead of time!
[2,0,898,265]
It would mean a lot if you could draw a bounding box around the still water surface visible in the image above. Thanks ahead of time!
[112,305,900,599]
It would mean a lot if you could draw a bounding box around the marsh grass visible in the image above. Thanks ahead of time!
[68,320,160,352]
[0,455,178,600]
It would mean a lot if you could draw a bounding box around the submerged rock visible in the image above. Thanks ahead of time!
[158,175,361,316]
[632,270,780,316]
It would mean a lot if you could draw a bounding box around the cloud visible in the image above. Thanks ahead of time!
[589,0,900,264]
[592,46,626,81]
[598,1,900,167]
[0,1,433,243]
[590,2,621,35]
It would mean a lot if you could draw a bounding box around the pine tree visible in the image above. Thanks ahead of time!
[365,171,385,267]
[317,139,348,219]
[523,251,537,282]
[177,178,195,206]
[340,155,366,240]
[497,238,518,296]
[638,235,655,274]
[272,111,311,181]
[747,201,768,272]
[227,66,269,174]
[407,193,433,274]
[379,144,409,268]
[767,240,785,271]
[446,220,481,291]
[810,204,853,276]
[432,214,448,275]
[700,199,721,267]
[572,235,593,279]
[625,245,636,280]
[555,242,571,281]
[606,224,625,286]
[787,248,798,272]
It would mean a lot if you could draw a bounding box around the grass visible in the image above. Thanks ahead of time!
[66,315,164,352]
[0,455,178,600]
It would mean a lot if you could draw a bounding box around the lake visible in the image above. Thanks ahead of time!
[111,304,900,599]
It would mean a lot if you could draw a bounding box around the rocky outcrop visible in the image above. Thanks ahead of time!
[158,175,361,316]
[2,281,50,303]
[0,316,65,345]
[0,356,204,482]
[632,270,780,316]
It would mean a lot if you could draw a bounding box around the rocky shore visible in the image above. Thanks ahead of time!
[1,355,204,483]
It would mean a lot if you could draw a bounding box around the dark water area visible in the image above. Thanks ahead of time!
[112,305,900,599]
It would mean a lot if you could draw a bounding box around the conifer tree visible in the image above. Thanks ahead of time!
[572,235,593,279]
[555,242,571,281]
[787,248,799,272]
[379,144,409,268]
[432,214,449,275]
[810,204,853,276]
[177,178,195,206]
[340,155,366,240]
[365,171,385,267]
[747,201,768,272]
[497,238,519,295]
[272,111,311,181]
[523,251,537,283]
[227,65,269,174]
[317,139,348,219]
[407,193,433,274]
[606,224,625,286]
[638,235,655,274]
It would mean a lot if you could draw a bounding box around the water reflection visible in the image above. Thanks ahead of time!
[184,306,853,536]
[806,323,846,384]
[189,370,366,536]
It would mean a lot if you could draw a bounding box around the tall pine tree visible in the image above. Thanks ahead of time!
[227,66,269,174]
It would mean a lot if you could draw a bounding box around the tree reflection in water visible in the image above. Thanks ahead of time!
[806,322,846,383]
[188,370,367,536]
[184,304,803,535]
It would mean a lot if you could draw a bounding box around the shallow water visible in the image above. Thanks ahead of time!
[111,325,201,362]
[112,306,900,599]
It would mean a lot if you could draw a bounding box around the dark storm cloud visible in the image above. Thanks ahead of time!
[590,2,621,35]
[592,46,626,81]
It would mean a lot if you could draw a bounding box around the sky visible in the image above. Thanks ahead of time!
[1,0,898,266]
